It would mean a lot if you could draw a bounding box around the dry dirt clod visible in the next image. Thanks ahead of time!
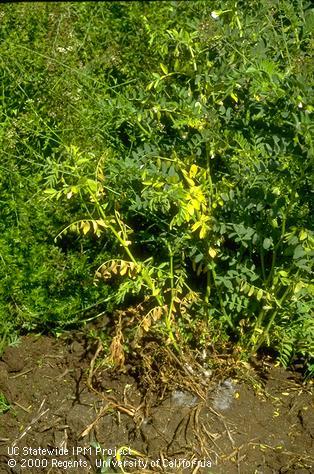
[0,363,12,401]
[1,347,25,373]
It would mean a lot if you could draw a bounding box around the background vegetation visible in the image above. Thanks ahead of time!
[0,1,313,376]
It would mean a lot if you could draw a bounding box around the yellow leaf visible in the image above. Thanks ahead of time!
[120,261,128,276]
[208,247,217,258]
[97,168,105,182]
[111,262,118,275]
[82,222,90,235]
[191,221,202,232]
[97,219,107,228]
[153,181,164,188]
[182,170,195,186]
[186,176,195,186]
[199,223,207,239]
[191,198,201,210]
[189,164,198,178]
[116,446,144,463]
[183,210,192,223]
[187,203,195,216]
[294,281,305,293]
[230,92,238,102]
[128,262,135,271]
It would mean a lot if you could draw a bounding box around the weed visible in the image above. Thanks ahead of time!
[0,392,11,414]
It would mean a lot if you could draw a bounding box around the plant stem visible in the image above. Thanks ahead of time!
[251,279,294,354]
[204,269,211,304]
[260,246,266,281]
[166,245,179,351]
[95,194,180,350]
[205,142,214,200]
[211,265,234,329]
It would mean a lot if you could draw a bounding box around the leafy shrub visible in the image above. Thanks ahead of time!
[0,1,313,374]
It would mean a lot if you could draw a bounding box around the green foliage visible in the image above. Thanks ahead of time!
[0,1,313,373]
[0,392,11,414]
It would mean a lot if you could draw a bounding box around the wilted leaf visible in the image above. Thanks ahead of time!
[120,261,128,276]
[142,317,151,332]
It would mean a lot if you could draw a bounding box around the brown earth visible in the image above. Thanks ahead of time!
[0,331,313,474]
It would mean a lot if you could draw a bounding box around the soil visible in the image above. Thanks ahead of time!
[0,331,313,474]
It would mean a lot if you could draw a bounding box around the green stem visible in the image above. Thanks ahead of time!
[205,143,214,200]
[211,265,233,329]
[260,246,266,281]
[253,285,292,353]
[165,246,179,351]
[95,195,180,350]
[204,268,211,304]
[266,205,290,288]
[251,270,297,354]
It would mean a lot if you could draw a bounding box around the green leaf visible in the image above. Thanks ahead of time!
[293,245,306,260]
[263,238,272,250]
[256,289,263,301]
[278,270,289,277]
[86,179,98,192]
[223,279,233,290]
[160,63,168,75]
[194,253,203,263]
